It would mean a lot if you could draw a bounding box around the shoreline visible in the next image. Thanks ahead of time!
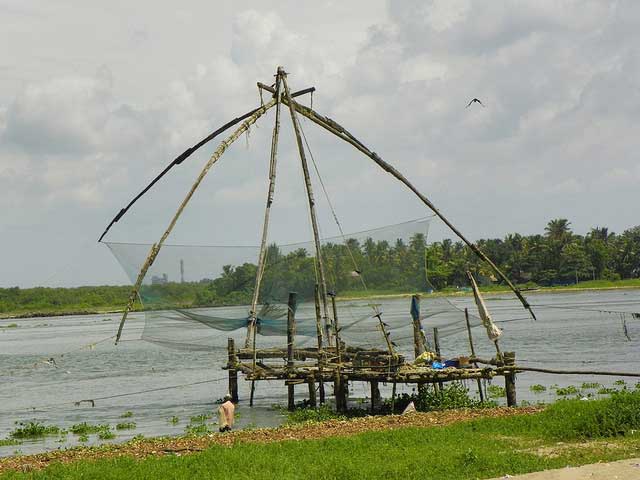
[1,284,639,321]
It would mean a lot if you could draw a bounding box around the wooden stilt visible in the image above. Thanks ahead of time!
[370,381,381,413]
[411,295,427,395]
[249,381,255,407]
[314,284,325,404]
[503,351,517,407]
[307,378,317,407]
[227,337,239,403]
[287,292,297,411]
[433,327,443,391]
[464,308,484,402]
[391,382,397,413]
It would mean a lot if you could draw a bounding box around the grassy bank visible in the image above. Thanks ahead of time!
[1,279,639,320]
[2,393,640,479]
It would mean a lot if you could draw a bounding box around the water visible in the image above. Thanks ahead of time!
[1,289,638,457]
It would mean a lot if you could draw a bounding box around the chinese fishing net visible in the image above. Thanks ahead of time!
[106,215,493,355]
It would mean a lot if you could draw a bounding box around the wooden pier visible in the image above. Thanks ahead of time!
[225,293,519,412]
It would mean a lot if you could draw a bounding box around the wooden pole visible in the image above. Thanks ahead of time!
[281,72,333,347]
[114,99,276,344]
[287,292,298,411]
[314,284,325,404]
[391,382,397,413]
[249,380,256,407]
[370,381,381,413]
[307,377,317,407]
[329,292,346,412]
[433,327,443,391]
[246,67,284,349]
[464,308,484,402]
[503,351,517,407]
[227,337,239,403]
[285,99,537,322]
[411,295,427,396]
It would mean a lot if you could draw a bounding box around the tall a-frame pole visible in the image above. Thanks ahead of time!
[245,67,284,350]
[282,70,334,347]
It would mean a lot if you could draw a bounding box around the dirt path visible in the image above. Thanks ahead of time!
[0,407,541,474]
[489,457,640,479]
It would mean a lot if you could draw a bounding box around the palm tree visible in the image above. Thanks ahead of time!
[545,219,572,242]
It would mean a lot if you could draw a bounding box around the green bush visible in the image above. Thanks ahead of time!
[541,390,640,440]
[555,385,580,396]
[285,405,347,425]
[385,383,496,413]
[487,385,506,398]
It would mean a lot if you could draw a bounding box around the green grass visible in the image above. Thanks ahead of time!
[4,393,640,479]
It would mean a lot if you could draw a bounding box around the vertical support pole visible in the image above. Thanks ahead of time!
[370,381,381,413]
[249,380,256,407]
[287,292,297,411]
[307,377,317,407]
[314,284,326,404]
[433,327,443,391]
[391,382,397,413]
[330,292,346,413]
[503,351,517,407]
[411,295,426,396]
[282,72,333,347]
[464,308,484,402]
[227,337,239,403]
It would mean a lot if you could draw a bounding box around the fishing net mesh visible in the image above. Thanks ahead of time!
[106,217,490,355]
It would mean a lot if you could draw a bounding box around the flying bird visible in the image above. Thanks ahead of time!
[466,98,485,108]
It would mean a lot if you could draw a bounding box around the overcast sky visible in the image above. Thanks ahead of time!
[1,1,638,288]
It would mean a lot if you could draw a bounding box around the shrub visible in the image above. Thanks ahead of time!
[385,383,496,413]
[487,385,506,398]
[542,390,640,440]
[285,405,347,425]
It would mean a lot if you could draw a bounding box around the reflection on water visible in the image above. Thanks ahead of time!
[0,289,638,456]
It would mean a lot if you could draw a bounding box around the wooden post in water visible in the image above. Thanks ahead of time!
[330,292,347,413]
[287,292,297,411]
[227,337,239,403]
[433,327,443,391]
[411,295,426,396]
[391,382,397,413]
[314,284,325,404]
[307,377,317,407]
[370,381,381,413]
[503,351,517,407]
[464,308,484,402]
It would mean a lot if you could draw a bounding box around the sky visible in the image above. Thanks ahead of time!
[1,0,638,288]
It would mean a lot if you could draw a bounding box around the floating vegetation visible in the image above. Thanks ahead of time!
[97,429,116,440]
[70,423,110,435]
[555,386,580,396]
[0,439,21,446]
[0,323,18,329]
[581,382,601,390]
[184,423,210,435]
[131,434,145,442]
[10,421,62,439]
[487,385,506,398]
[116,422,137,430]
[168,416,180,425]
[120,411,134,418]
[189,414,210,424]
[597,386,618,395]
[78,434,89,443]
[614,380,626,386]
[529,384,547,393]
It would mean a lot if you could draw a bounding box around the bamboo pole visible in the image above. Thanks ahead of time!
[464,308,485,402]
[287,292,297,411]
[433,327,443,391]
[330,293,347,412]
[314,284,326,404]
[281,72,333,347]
[227,337,239,403]
[114,99,276,344]
[246,67,284,349]
[411,295,427,396]
[284,99,537,322]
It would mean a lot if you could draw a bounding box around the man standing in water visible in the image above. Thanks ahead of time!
[218,394,235,432]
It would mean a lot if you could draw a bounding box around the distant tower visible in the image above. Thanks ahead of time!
[180,259,185,283]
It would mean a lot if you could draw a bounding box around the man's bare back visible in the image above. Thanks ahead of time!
[218,395,235,432]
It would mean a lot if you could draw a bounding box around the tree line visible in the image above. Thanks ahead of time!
[1,219,638,315]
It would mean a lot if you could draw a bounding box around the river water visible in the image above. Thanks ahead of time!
[1,289,638,457]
